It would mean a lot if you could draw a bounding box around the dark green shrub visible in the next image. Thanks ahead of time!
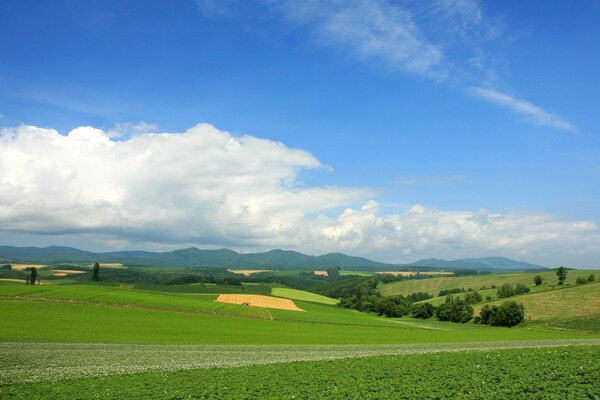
[435,296,473,323]
[411,303,435,319]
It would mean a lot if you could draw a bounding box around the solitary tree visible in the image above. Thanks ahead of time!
[29,267,37,285]
[556,266,568,285]
[92,262,100,282]
[588,274,596,283]
[533,275,543,286]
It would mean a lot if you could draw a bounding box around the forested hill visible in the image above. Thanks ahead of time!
[0,245,546,271]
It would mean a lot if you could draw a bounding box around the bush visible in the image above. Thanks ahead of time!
[497,283,529,298]
[411,303,435,319]
[438,288,464,297]
[435,296,473,323]
[406,292,433,302]
[576,276,586,284]
[478,301,524,327]
[588,274,596,283]
[533,275,543,286]
[464,291,482,304]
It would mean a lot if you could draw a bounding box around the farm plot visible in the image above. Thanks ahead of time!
[227,269,271,276]
[2,344,599,399]
[216,294,303,311]
[2,339,599,385]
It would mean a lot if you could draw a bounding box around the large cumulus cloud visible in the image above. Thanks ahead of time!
[1,123,599,266]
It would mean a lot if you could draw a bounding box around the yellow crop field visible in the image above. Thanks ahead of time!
[216,294,304,311]
[8,264,47,270]
[377,271,453,277]
[51,270,87,274]
[227,269,271,276]
[88,263,124,269]
[314,270,328,277]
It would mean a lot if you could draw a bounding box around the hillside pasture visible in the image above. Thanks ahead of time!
[473,281,600,325]
[379,269,600,297]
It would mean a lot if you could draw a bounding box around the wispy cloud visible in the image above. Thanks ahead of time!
[394,175,466,186]
[470,87,577,132]
[270,0,445,77]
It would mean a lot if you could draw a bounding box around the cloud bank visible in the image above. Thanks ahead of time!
[1,123,599,266]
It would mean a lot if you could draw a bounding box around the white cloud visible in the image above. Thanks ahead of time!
[1,123,598,266]
[271,0,444,77]
[470,87,577,131]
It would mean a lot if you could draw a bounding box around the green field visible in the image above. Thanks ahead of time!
[2,345,598,399]
[271,287,339,305]
[1,279,599,399]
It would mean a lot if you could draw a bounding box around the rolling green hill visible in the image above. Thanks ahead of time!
[378,269,599,298]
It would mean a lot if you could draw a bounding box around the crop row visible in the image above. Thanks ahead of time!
[1,339,599,384]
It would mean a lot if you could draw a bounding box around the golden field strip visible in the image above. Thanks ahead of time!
[6,264,47,270]
[377,271,454,277]
[51,270,87,274]
[216,294,304,311]
[227,269,271,276]
[313,270,328,277]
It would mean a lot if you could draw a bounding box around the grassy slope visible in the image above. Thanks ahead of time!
[271,287,339,305]
[472,281,600,322]
[379,269,599,297]
[6,298,588,344]
[3,345,599,399]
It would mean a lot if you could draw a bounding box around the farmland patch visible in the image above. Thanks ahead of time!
[216,294,303,311]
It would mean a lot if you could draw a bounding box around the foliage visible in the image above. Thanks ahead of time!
[91,263,100,282]
[406,292,432,302]
[479,301,525,327]
[28,267,37,285]
[576,276,586,284]
[463,290,482,304]
[438,287,465,297]
[435,296,473,323]
[533,275,543,286]
[411,302,435,319]
[497,283,529,298]
[556,266,568,285]
[588,274,596,283]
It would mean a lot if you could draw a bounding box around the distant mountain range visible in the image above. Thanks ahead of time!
[0,245,547,272]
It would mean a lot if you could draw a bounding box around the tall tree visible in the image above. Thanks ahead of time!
[92,262,100,282]
[556,266,567,285]
[29,267,37,285]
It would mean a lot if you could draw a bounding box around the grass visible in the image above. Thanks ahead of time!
[379,269,599,298]
[2,345,599,399]
[0,297,593,345]
[271,287,339,305]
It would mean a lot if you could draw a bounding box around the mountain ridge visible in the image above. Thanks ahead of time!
[0,245,548,271]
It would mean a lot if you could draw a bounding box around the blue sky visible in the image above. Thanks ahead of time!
[0,0,599,267]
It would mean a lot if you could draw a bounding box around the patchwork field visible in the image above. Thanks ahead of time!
[1,278,598,399]
[216,294,304,311]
